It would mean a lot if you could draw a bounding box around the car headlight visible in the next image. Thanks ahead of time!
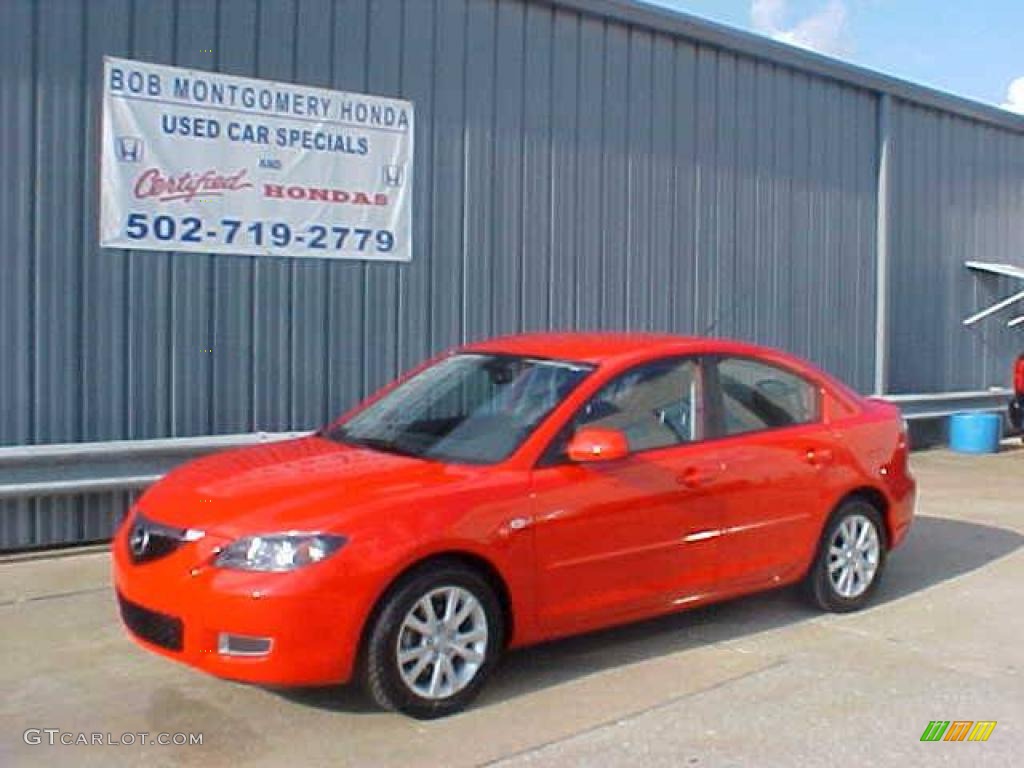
[213,534,347,572]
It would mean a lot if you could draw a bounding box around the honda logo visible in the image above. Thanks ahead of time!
[383,164,404,187]
[115,136,144,163]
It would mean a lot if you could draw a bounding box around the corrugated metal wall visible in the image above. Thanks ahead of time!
[0,0,1021,549]
[888,99,1024,393]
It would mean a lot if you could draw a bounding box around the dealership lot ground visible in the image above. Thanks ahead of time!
[1,448,1020,767]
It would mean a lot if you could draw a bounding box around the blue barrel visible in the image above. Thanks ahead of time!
[948,412,1002,454]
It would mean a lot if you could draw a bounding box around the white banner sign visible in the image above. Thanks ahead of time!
[100,56,413,262]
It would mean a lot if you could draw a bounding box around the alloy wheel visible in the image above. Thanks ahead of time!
[395,586,489,700]
[827,513,881,599]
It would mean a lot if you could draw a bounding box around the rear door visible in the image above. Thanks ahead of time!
[704,356,833,589]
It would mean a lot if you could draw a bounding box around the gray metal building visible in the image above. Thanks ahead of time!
[2,0,1023,550]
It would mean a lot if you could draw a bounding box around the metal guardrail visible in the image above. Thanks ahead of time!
[0,431,312,500]
[0,390,1015,502]
[881,388,1013,421]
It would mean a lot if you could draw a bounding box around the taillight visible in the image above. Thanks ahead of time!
[898,417,910,450]
[1015,355,1024,395]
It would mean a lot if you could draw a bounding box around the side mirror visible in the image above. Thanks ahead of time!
[566,428,630,463]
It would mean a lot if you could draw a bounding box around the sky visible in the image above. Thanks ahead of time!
[642,0,1024,114]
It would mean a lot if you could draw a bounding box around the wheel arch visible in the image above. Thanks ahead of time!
[355,549,515,675]
[830,485,892,549]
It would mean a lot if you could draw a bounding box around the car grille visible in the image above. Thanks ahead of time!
[117,592,184,652]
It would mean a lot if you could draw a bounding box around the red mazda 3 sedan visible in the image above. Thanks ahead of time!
[113,333,915,718]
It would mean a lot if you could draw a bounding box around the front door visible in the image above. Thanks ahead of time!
[529,357,724,634]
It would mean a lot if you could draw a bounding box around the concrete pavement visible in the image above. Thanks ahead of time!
[1,447,1021,767]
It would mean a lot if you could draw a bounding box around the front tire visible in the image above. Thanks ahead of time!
[361,562,504,719]
[806,499,887,612]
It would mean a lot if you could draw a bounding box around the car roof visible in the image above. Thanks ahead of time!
[462,331,780,367]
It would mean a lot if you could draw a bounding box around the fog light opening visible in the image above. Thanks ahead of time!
[217,633,273,657]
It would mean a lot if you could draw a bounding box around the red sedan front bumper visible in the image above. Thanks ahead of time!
[111,521,369,686]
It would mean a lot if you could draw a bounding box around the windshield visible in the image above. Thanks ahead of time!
[325,353,593,464]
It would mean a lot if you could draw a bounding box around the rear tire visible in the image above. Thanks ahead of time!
[361,562,504,719]
[806,499,887,612]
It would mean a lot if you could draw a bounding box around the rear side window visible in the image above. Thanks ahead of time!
[715,358,818,436]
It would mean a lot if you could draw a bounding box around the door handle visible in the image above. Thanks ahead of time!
[677,462,725,488]
[805,447,834,466]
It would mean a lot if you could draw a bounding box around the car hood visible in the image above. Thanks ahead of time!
[136,436,470,537]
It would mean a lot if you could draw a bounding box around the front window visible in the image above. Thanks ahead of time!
[574,358,703,451]
[325,353,593,464]
[541,357,703,464]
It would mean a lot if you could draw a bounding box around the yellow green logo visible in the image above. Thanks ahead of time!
[920,721,997,742]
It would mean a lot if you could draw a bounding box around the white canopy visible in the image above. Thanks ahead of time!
[964,261,1024,327]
